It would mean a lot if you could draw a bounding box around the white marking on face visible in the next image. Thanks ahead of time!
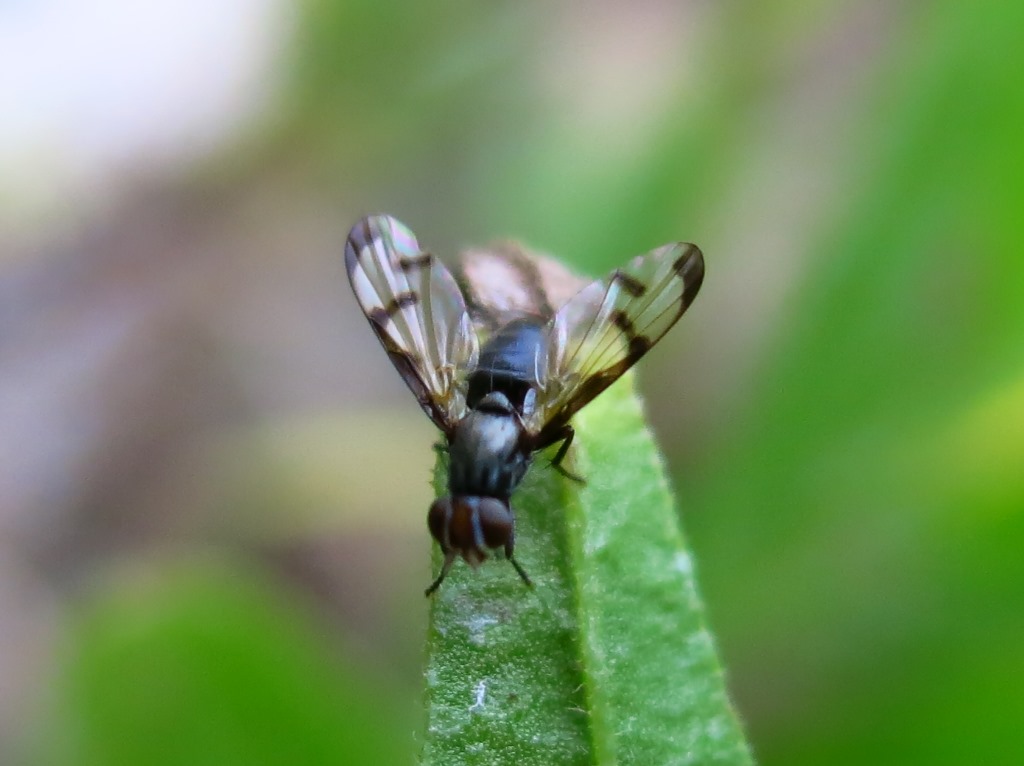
[469,500,486,551]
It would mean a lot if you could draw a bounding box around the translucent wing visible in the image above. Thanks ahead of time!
[531,242,704,446]
[345,214,478,435]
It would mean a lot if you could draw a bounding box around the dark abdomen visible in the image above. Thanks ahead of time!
[466,318,546,413]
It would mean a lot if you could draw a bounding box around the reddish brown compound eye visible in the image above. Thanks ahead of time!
[475,497,514,549]
[427,497,453,550]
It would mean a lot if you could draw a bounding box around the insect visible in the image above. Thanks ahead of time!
[344,215,703,595]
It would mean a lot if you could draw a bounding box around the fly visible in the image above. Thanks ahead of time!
[344,215,703,595]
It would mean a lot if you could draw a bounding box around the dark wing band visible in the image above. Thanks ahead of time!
[531,241,704,446]
[345,215,478,435]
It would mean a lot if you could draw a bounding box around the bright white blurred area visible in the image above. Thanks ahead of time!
[0,0,287,241]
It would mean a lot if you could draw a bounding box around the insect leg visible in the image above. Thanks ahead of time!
[508,556,533,588]
[548,425,585,484]
[424,551,457,597]
[504,521,533,588]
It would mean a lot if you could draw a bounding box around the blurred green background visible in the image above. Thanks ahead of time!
[2,1,1021,764]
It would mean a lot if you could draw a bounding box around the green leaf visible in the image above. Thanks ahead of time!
[421,374,752,765]
[32,561,414,766]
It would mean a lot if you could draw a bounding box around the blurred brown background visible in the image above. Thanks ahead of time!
[2,1,1022,764]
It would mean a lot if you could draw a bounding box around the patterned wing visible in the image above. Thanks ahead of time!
[345,214,478,436]
[531,241,704,446]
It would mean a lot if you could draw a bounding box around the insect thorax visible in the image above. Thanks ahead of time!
[448,395,531,498]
